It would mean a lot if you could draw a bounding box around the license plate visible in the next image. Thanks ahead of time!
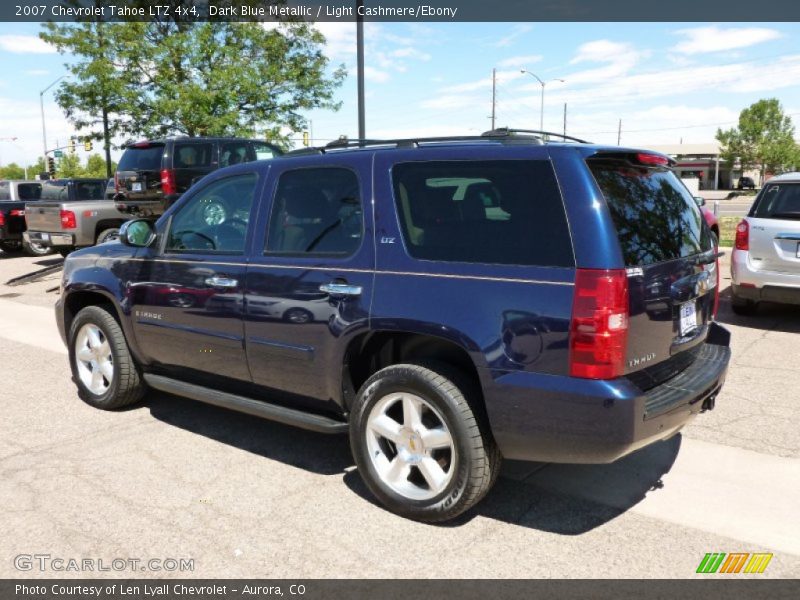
[131,182,143,192]
[679,301,697,336]
[41,233,49,242]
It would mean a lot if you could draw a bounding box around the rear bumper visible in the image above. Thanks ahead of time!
[482,322,731,464]
[23,231,75,248]
[731,248,800,304]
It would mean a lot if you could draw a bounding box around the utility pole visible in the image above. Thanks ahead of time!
[491,68,496,130]
[563,103,567,136]
[617,119,622,145]
[356,0,366,140]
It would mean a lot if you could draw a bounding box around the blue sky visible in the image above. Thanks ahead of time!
[1,21,800,166]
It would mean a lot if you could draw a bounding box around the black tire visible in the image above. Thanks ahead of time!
[96,228,120,245]
[350,362,501,523]
[0,240,24,254]
[68,305,145,409]
[58,248,73,258]
[731,292,758,316]
[22,240,54,257]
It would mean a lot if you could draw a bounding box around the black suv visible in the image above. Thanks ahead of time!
[57,130,731,522]
[114,136,282,218]
[737,176,756,190]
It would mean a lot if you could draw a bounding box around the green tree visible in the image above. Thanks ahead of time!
[41,14,344,147]
[57,152,83,178]
[717,98,800,183]
[83,154,116,178]
[0,163,26,179]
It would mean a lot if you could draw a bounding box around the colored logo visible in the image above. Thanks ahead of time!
[696,552,773,574]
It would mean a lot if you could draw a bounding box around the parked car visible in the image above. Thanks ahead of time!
[23,178,126,256]
[0,180,53,256]
[731,172,800,315]
[737,176,756,190]
[56,130,731,522]
[113,136,282,218]
[694,196,720,243]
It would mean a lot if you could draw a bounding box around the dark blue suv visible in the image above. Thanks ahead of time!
[56,130,731,522]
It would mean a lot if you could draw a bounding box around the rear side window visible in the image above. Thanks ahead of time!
[17,183,42,201]
[174,143,213,168]
[266,167,363,256]
[220,142,249,167]
[391,160,573,267]
[74,181,106,200]
[752,183,800,220]
[118,145,164,171]
[589,160,711,266]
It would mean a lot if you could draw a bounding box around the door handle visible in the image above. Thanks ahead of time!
[205,276,238,288]
[320,282,362,296]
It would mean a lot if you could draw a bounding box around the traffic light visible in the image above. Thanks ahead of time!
[84,140,93,151]
[302,131,309,147]
[47,156,56,178]
[68,138,76,153]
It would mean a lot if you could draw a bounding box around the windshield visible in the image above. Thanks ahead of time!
[589,160,712,266]
[752,183,800,220]
[118,145,164,171]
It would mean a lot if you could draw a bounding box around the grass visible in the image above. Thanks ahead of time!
[718,216,740,247]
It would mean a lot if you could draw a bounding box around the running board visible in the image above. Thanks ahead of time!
[143,374,348,434]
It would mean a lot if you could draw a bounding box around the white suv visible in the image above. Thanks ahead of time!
[731,172,800,315]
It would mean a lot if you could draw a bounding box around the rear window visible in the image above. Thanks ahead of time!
[17,183,42,201]
[752,183,800,220]
[118,145,164,171]
[589,160,711,266]
[392,160,573,267]
[74,181,106,200]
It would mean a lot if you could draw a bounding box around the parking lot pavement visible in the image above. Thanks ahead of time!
[1,249,799,578]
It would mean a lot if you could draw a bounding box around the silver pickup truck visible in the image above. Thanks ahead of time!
[24,178,129,256]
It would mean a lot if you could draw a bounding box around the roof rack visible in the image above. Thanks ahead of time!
[481,127,590,144]
[285,128,590,156]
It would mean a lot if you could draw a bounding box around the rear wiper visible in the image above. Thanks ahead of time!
[690,249,725,265]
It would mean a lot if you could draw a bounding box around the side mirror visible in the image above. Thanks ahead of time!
[694,196,706,207]
[119,219,157,248]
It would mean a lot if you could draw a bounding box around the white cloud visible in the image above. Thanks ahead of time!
[497,54,543,69]
[314,22,357,61]
[364,66,390,83]
[671,26,782,55]
[24,69,50,76]
[494,24,533,48]
[444,69,526,94]
[0,35,56,54]
[554,40,648,86]
[392,47,431,61]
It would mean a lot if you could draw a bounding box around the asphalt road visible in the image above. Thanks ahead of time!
[0,249,799,579]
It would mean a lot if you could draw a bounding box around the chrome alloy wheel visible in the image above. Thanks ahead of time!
[366,392,456,501]
[74,324,114,395]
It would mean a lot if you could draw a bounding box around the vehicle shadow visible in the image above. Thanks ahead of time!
[344,434,681,533]
[716,287,800,333]
[146,386,681,535]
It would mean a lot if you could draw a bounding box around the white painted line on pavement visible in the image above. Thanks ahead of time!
[528,437,800,556]
[0,298,66,355]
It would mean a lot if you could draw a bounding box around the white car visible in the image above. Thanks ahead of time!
[731,172,800,315]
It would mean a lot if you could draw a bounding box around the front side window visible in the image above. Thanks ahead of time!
[174,143,213,169]
[253,142,278,161]
[166,173,258,254]
[391,160,574,267]
[266,167,362,256]
[220,142,249,167]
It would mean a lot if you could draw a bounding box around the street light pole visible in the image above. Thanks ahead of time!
[356,0,365,140]
[39,75,68,176]
[520,70,565,132]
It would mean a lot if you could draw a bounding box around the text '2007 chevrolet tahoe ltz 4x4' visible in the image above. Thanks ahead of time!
[56,129,731,522]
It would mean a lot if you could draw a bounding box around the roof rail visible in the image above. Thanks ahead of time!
[286,134,549,155]
[481,127,591,144]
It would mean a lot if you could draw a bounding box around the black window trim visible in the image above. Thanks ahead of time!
[263,164,366,259]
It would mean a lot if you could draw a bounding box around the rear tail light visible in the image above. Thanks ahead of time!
[735,220,749,250]
[160,168,176,195]
[114,172,119,193]
[636,153,670,166]
[569,269,629,379]
[0,212,4,227]
[60,210,77,229]
[10,209,24,217]
[713,258,720,319]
